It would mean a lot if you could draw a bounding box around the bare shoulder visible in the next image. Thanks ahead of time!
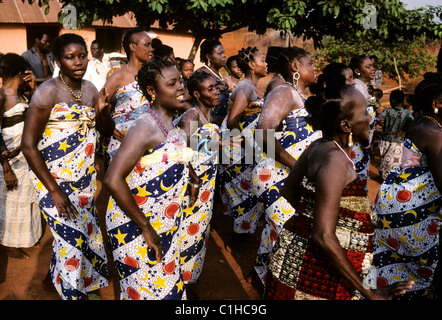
[29,78,59,108]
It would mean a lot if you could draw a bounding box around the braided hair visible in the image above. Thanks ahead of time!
[413,72,442,116]
[186,71,214,99]
[305,85,354,137]
[136,58,176,100]
[236,47,259,74]
[310,62,350,95]
[275,46,309,81]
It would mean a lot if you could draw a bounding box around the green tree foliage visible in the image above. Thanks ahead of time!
[25,0,442,63]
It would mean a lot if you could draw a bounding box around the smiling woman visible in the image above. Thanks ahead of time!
[20,33,114,300]
[103,58,197,300]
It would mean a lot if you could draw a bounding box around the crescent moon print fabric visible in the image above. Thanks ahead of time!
[106,124,189,300]
[252,106,322,285]
[180,123,219,284]
[30,102,108,300]
[219,98,264,235]
[372,139,442,299]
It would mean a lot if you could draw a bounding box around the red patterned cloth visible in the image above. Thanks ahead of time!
[265,177,375,300]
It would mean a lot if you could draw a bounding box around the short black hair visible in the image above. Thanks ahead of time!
[52,33,87,61]
[136,58,176,100]
[200,38,222,64]
[122,28,145,61]
[0,53,27,79]
[33,28,49,41]
[91,39,103,48]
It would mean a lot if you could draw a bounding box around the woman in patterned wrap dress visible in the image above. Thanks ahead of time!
[104,59,198,300]
[264,85,413,300]
[21,34,114,300]
[251,47,322,286]
[372,72,442,300]
[178,71,221,285]
[218,47,267,256]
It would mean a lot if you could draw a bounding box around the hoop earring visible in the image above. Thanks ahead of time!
[348,132,354,148]
[293,71,300,87]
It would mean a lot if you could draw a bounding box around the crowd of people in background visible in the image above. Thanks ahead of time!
[0,27,441,301]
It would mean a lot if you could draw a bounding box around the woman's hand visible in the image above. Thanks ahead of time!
[3,168,17,191]
[50,188,79,222]
[23,70,36,92]
[141,223,163,263]
[188,181,200,207]
[370,281,415,300]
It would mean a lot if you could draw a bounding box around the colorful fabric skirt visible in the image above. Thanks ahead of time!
[106,129,190,300]
[265,177,375,300]
[219,110,263,234]
[372,139,441,300]
[180,123,218,284]
[31,102,108,300]
[252,107,322,284]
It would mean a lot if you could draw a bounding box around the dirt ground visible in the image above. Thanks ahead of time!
[0,162,382,300]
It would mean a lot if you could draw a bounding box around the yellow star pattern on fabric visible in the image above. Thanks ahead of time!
[200,172,210,184]
[176,280,184,292]
[91,255,98,267]
[44,128,54,139]
[76,158,84,169]
[236,206,245,216]
[233,165,242,175]
[114,228,127,245]
[398,171,411,181]
[150,217,165,231]
[35,180,44,191]
[414,181,428,193]
[399,233,409,245]
[58,140,71,153]
[136,245,148,260]
[60,247,68,258]
[88,165,95,175]
[380,216,392,229]
[391,252,400,260]
[136,185,151,197]
[306,123,314,134]
[152,275,167,289]
[75,235,84,248]
[183,206,195,217]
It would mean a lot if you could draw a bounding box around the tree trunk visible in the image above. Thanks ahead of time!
[188,35,203,62]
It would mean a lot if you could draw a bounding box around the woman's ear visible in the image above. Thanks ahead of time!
[340,119,352,134]
[146,86,156,99]
[129,42,137,54]
[291,60,299,73]
[193,91,201,100]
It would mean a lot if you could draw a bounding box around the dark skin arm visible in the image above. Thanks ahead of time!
[226,86,253,131]
[256,85,298,169]
[0,89,17,190]
[103,116,166,262]
[21,81,79,221]
[282,143,414,300]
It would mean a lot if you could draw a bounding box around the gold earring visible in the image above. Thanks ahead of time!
[435,108,439,114]
[348,132,354,148]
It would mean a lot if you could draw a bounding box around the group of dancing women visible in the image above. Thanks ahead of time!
[1,27,441,301]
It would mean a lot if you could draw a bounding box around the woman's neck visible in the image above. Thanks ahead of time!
[356,76,370,85]
[60,72,82,90]
[150,102,175,121]
[195,101,211,119]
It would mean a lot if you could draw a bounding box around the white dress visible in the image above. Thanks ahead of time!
[0,102,42,248]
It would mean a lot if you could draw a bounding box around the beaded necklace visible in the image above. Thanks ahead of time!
[146,107,175,137]
[332,140,356,171]
[194,105,211,125]
[424,115,442,129]
[203,65,224,82]
[60,73,83,102]
[285,81,307,102]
